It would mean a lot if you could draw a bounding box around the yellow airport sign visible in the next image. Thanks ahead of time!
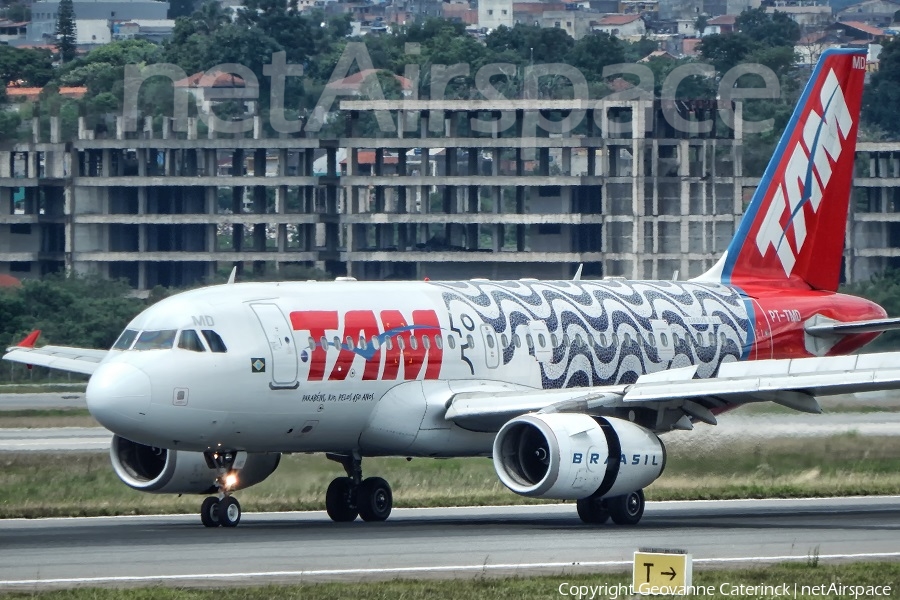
[633,548,692,594]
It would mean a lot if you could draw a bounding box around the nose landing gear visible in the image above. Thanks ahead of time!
[199,451,243,528]
[325,452,393,523]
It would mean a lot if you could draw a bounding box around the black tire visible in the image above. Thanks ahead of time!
[326,477,359,522]
[576,497,610,525]
[200,496,220,528]
[608,489,645,526]
[219,496,241,528]
[357,477,393,522]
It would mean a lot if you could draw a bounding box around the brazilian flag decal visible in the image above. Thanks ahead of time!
[251,358,266,373]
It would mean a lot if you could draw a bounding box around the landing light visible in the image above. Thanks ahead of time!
[224,473,238,489]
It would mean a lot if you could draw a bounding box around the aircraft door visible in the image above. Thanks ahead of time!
[250,303,299,388]
[529,321,552,363]
[480,324,500,369]
[650,320,675,362]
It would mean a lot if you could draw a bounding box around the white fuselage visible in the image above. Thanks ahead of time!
[86,279,753,456]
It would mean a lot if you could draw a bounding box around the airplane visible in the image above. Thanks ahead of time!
[5,48,900,529]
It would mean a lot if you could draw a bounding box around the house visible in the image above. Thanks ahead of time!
[592,13,646,37]
[703,14,735,35]
[324,69,413,97]
[536,10,595,40]
[828,20,890,41]
[479,0,513,30]
[638,49,677,62]
[27,0,169,42]
[838,0,900,27]
[0,20,28,44]
[765,3,833,28]
[174,70,256,115]
[5,86,87,102]
[442,1,479,25]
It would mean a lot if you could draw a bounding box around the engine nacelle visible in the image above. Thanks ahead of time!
[110,435,281,494]
[492,413,665,500]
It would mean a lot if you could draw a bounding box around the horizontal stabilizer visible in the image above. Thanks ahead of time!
[805,317,900,337]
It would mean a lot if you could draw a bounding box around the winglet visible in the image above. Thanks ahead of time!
[17,330,41,349]
[227,266,237,285]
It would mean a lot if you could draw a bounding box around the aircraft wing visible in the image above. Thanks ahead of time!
[444,352,900,433]
[3,344,106,375]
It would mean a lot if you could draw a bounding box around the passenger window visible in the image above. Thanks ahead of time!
[466,334,475,348]
[371,335,380,350]
[134,330,177,351]
[526,334,534,349]
[612,333,618,346]
[575,333,583,347]
[563,334,570,346]
[178,330,205,352]
[623,332,631,345]
[358,335,366,350]
[113,329,138,350]
[600,333,607,347]
[720,332,727,346]
[538,333,546,347]
[398,337,406,350]
[672,333,679,345]
[661,332,668,346]
[410,335,418,350]
[201,330,227,353]
[551,334,559,347]
[513,334,521,348]
[501,333,509,347]
[423,335,431,350]
[346,336,353,348]
[648,333,656,346]
[308,336,315,350]
[709,332,715,346]
[486,335,495,349]
[333,335,341,349]
[320,335,328,349]
[435,335,443,350]
[447,335,456,349]
[386,337,394,350]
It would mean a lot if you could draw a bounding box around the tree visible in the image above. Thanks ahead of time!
[863,36,900,138]
[191,0,231,34]
[695,14,708,37]
[0,46,54,86]
[167,0,195,19]
[736,7,800,47]
[567,31,626,82]
[55,0,77,63]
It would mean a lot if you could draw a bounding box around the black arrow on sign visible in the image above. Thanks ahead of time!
[661,567,677,581]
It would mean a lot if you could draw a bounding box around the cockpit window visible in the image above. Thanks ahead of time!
[202,330,227,353]
[178,330,206,352]
[113,329,138,350]
[133,330,177,351]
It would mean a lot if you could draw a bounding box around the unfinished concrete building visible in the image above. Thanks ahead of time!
[0,100,898,288]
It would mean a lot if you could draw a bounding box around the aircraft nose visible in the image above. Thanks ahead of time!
[86,363,152,435]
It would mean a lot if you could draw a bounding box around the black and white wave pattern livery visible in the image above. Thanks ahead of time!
[433,280,751,389]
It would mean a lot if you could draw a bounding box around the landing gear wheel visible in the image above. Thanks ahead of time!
[608,489,645,526]
[576,496,610,525]
[326,476,359,522]
[200,496,220,528]
[219,496,241,528]
[357,477,393,522]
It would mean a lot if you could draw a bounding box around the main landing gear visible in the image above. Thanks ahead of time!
[200,451,243,528]
[325,452,393,523]
[576,489,645,526]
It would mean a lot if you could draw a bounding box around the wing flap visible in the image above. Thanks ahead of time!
[2,345,107,375]
[805,317,900,336]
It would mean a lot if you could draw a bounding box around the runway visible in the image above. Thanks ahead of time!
[0,497,898,589]
[4,411,900,452]
[0,391,85,410]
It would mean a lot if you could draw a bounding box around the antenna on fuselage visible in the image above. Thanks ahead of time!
[573,264,583,281]
[227,266,237,285]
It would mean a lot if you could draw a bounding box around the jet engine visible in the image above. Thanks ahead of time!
[492,413,665,500]
[110,435,281,494]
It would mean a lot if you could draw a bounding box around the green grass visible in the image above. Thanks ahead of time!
[2,434,900,519]
[0,384,87,394]
[1,562,898,598]
[0,408,95,428]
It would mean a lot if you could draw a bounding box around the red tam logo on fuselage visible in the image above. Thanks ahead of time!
[289,309,443,382]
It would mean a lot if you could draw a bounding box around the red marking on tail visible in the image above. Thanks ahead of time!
[715,49,866,292]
